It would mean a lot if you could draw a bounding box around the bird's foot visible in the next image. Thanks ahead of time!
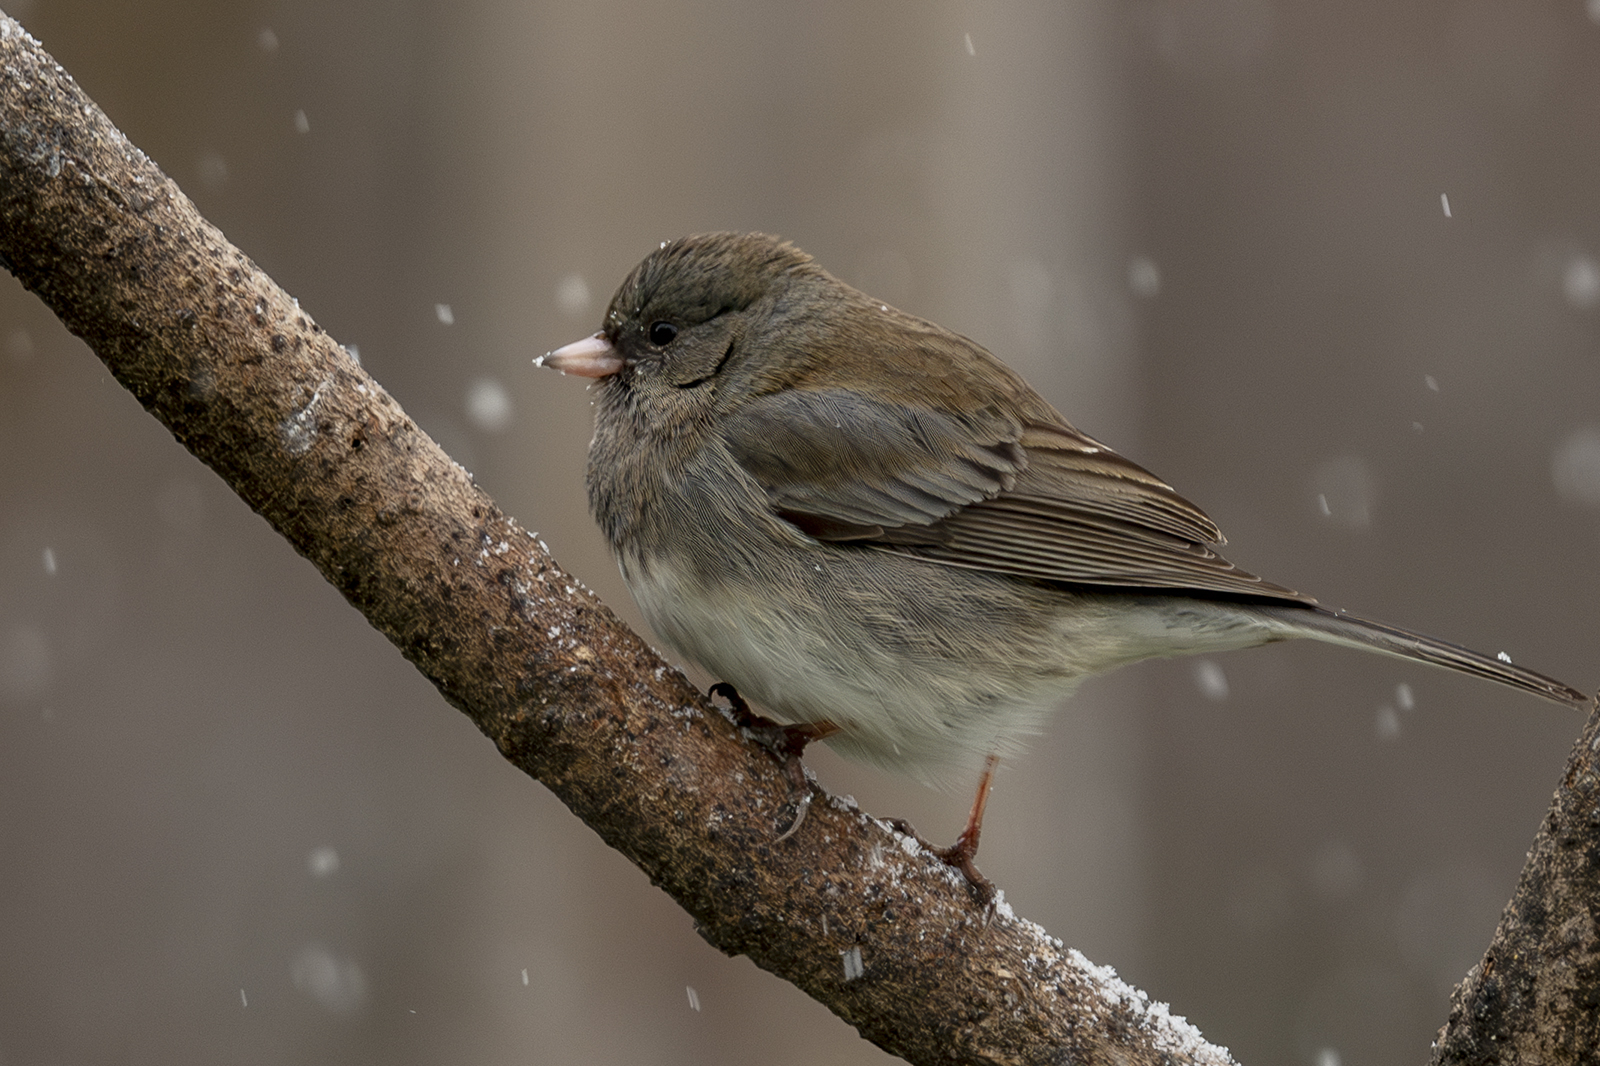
[884,817,995,908]
[933,827,996,909]
[885,755,1000,910]
[708,682,838,840]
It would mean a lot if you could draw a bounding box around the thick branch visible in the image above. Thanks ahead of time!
[1430,703,1600,1064]
[0,14,1232,1066]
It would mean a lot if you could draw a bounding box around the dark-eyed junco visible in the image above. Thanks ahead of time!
[539,231,1587,891]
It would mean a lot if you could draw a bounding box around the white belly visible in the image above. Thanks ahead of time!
[620,546,1279,787]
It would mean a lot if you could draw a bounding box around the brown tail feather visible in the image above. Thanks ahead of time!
[1253,604,1590,708]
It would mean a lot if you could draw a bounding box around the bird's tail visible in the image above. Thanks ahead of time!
[1250,603,1590,708]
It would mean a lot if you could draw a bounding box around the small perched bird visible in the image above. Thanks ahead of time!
[540,231,1586,894]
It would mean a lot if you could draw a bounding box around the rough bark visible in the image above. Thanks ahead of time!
[1430,704,1600,1065]
[0,13,1231,1066]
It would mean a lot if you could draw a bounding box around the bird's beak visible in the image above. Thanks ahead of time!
[536,333,623,378]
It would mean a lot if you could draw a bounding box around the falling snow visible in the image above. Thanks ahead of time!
[467,377,512,431]
[1194,660,1229,701]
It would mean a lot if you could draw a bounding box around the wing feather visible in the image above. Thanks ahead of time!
[720,382,1312,605]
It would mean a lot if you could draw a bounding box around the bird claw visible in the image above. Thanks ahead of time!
[708,682,835,841]
[775,790,812,841]
[708,681,997,915]
[933,836,996,910]
[887,762,999,911]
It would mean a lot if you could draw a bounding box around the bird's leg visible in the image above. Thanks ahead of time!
[933,754,999,905]
[708,682,838,839]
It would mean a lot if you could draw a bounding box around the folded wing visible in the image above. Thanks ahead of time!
[720,386,1314,604]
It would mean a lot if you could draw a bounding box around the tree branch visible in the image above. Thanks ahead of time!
[1430,702,1600,1064]
[0,13,1231,1066]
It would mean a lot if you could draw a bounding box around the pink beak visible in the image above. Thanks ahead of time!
[537,333,623,378]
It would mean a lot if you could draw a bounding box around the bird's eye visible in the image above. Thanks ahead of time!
[648,321,679,347]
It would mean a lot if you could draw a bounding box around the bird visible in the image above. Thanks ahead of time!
[538,231,1588,896]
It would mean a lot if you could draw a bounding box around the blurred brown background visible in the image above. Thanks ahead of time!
[3,1,1599,1063]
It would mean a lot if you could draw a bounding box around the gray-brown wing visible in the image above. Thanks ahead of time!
[720,388,1314,604]
[720,387,1025,535]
